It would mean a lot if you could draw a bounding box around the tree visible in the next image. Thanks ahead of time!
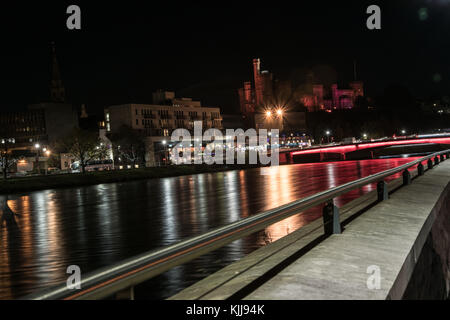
[61,128,108,173]
[108,125,145,166]
[0,138,18,180]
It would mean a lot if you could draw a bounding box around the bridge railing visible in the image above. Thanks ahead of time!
[22,149,450,300]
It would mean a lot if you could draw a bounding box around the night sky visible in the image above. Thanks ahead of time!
[1,1,449,115]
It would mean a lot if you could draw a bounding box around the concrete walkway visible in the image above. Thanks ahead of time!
[245,161,450,299]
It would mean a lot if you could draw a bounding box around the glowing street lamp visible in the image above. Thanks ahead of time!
[266,111,272,117]
[162,140,168,165]
[401,130,406,135]
[276,109,283,116]
[34,143,41,173]
[325,131,331,143]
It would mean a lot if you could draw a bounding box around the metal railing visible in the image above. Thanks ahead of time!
[23,149,450,300]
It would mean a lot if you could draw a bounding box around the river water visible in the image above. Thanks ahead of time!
[0,158,418,299]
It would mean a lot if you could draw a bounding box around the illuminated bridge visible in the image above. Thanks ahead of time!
[279,135,450,164]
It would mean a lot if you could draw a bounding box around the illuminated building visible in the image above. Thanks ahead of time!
[238,58,365,115]
[0,43,79,174]
[238,59,307,137]
[105,91,222,166]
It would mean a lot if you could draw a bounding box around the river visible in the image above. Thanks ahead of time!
[0,158,418,299]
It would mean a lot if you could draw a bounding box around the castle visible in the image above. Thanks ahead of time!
[238,58,364,124]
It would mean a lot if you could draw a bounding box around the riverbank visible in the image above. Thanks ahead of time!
[0,164,261,194]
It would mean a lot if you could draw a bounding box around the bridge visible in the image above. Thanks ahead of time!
[279,135,450,164]
[23,149,450,300]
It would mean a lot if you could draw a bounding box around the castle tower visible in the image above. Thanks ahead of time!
[253,58,264,106]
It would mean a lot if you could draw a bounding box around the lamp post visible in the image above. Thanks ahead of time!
[43,148,51,175]
[34,143,40,174]
[325,131,331,144]
[162,140,167,165]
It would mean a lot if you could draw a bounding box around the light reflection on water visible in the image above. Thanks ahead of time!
[0,158,417,299]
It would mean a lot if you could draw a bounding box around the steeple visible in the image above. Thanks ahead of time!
[50,42,66,103]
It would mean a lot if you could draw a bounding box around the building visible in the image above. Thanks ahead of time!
[0,110,47,147]
[0,43,79,175]
[238,58,365,114]
[238,58,275,127]
[238,58,308,140]
[105,91,222,166]
[27,43,79,144]
[27,102,79,144]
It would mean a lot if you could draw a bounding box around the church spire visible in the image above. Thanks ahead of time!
[50,42,66,103]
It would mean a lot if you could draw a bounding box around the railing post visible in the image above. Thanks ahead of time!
[322,200,341,235]
[435,156,440,166]
[440,154,445,162]
[115,286,135,300]
[428,159,433,170]
[377,180,388,201]
[402,169,411,185]
[417,163,424,176]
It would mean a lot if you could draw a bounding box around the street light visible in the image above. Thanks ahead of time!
[276,109,283,116]
[162,140,168,165]
[266,111,272,117]
[34,143,41,174]
[401,130,406,135]
[325,131,331,144]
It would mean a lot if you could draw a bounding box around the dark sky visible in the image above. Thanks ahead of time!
[1,0,449,114]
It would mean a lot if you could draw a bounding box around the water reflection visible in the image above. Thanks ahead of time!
[0,158,418,299]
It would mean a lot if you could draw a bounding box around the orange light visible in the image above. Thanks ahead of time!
[277,109,283,116]
[266,111,272,117]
